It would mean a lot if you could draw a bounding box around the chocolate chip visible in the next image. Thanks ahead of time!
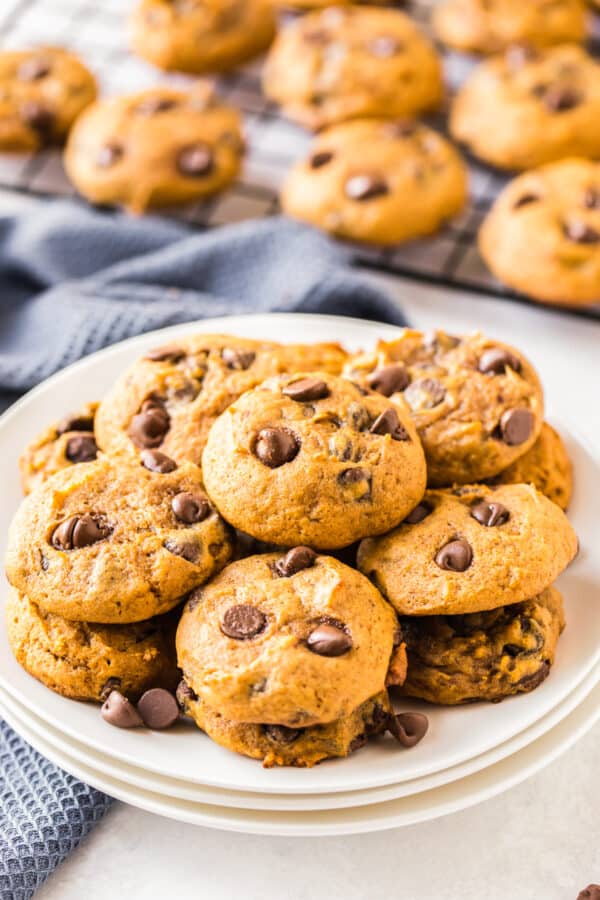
[435,539,473,572]
[310,150,334,168]
[282,378,330,402]
[135,96,177,115]
[221,347,256,370]
[57,413,94,435]
[65,434,98,463]
[338,466,372,499]
[128,401,170,449]
[387,711,429,747]
[17,57,51,81]
[263,724,302,744]
[403,501,433,524]
[578,886,600,900]
[144,344,185,362]
[274,546,316,577]
[97,142,123,169]
[141,449,177,473]
[369,407,409,441]
[345,175,389,202]
[101,691,143,728]
[137,688,179,729]
[20,101,54,137]
[543,86,581,112]
[404,378,445,410]
[346,402,371,431]
[176,678,198,709]
[171,491,210,523]
[583,188,600,210]
[307,623,352,657]
[478,348,521,375]
[383,120,417,139]
[368,35,401,57]
[254,428,299,467]
[499,408,534,445]
[516,661,550,691]
[163,538,199,562]
[177,144,214,177]
[221,604,266,640]
[367,364,410,396]
[563,221,600,244]
[471,501,510,527]
[513,193,539,209]
[51,515,111,550]
[99,677,122,702]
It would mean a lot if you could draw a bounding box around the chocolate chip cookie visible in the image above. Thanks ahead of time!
[0,47,97,152]
[489,422,573,511]
[202,372,427,549]
[262,7,443,130]
[398,587,565,705]
[176,552,401,726]
[19,402,99,495]
[130,0,276,74]
[6,589,179,703]
[344,329,544,486]
[281,119,468,246]
[95,334,348,467]
[450,45,600,171]
[357,484,578,616]
[5,455,233,623]
[64,84,243,213]
[479,158,600,306]
[433,0,588,54]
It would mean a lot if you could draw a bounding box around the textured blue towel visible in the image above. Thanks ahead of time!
[0,200,407,898]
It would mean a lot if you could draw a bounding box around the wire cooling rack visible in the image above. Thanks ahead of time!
[0,0,599,316]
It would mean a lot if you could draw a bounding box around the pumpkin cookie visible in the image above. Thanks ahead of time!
[5,455,233,624]
[176,552,401,726]
[479,158,600,306]
[344,329,544,486]
[0,47,96,152]
[357,484,578,616]
[433,0,588,54]
[64,84,243,213]
[281,119,467,245]
[95,334,348,467]
[20,403,99,495]
[263,7,443,130]
[6,589,179,703]
[398,587,565,705]
[130,0,276,74]
[202,372,426,548]
[489,422,573,510]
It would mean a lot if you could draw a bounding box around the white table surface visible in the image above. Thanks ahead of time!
[12,249,599,899]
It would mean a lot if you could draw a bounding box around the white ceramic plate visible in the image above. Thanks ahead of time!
[1,681,599,835]
[1,315,599,796]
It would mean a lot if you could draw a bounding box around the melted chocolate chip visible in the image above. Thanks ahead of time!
[65,434,98,463]
[478,348,521,375]
[383,120,416,139]
[310,150,334,168]
[543,85,581,113]
[221,604,266,640]
[369,407,409,441]
[367,364,410,396]
[513,193,540,209]
[404,378,445,410]
[51,515,111,550]
[141,449,177,473]
[99,677,122,702]
[20,101,54,137]
[435,539,473,572]
[144,344,185,362]
[171,492,210,523]
[97,142,123,169]
[176,678,198,709]
[499,408,534,445]
[221,347,256,370]
[516,661,550,691]
[135,96,177,115]
[137,688,179,729]
[563,220,600,244]
[163,538,199,562]
[345,174,389,202]
[471,501,510,527]
[282,378,330,402]
[17,57,51,81]
[57,413,94,435]
[338,466,372,500]
[128,401,170,449]
[263,724,302,744]
[403,501,433,524]
[101,691,143,728]
[254,428,299,467]
[306,623,352,657]
[177,143,214,177]
[387,711,429,747]
[275,546,316,577]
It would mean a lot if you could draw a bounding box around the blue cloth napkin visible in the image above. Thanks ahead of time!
[0,200,407,898]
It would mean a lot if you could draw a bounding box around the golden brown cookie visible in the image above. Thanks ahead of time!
[489,422,573,510]
[0,47,96,152]
[19,403,99,495]
[202,372,427,549]
[6,589,179,703]
[130,0,276,74]
[281,119,468,245]
[398,587,565,705]
[479,158,600,306]
[95,334,348,467]
[263,7,443,130]
[357,484,578,616]
[344,329,544,486]
[176,552,400,726]
[450,45,600,171]
[64,85,243,213]
[433,0,588,54]
[5,454,233,624]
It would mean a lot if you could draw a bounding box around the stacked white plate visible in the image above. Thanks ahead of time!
[1,314,599,836]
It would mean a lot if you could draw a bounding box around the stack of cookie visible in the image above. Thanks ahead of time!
[4,327,579,766]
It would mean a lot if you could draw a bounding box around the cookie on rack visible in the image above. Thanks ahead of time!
[64,85,243,213]
[357,484,578,616]
[176,552,401,726]
[19,402,99,495]
[450,45,600,171]
[130,0,276,74]
[479,158,600,306]
[398,587,565,705]
[344,329,544,486]
[489,422,573,511]
[262,7,443,130]
[281,119,468,245]
[0,47,97,152]
[5,455,233,624]
[95,334,348,467]
[6,589,179,703]
[201,372,427,548]
[433,0,588,54]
